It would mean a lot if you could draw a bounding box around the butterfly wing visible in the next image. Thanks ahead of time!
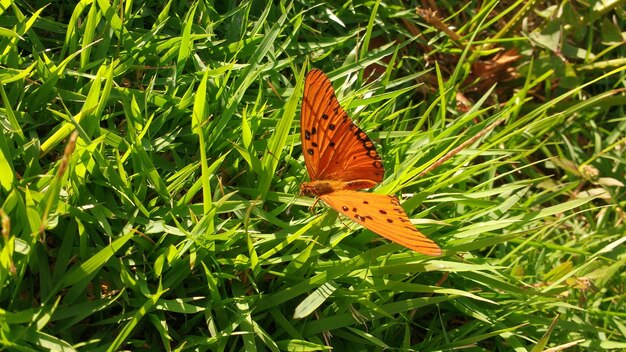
[301,69,384,183]
[320,190,441,256]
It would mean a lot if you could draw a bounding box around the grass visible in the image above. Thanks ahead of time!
[1,0,625,351]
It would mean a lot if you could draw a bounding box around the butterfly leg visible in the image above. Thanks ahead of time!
[309,197,320,212]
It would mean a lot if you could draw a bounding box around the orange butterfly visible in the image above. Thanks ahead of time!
[299,69,441,256]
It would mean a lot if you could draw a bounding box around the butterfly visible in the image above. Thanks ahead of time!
[299,69,441,256]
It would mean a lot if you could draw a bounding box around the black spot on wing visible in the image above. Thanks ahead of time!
[355,129,368,141]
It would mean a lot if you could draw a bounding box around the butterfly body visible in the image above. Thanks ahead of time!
[300,69,441,256]
[300,179,378,197]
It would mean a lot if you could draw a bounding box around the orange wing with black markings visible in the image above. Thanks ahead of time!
[300,69,384,183]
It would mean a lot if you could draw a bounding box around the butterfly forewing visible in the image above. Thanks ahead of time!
[301,69,384,183]
[320,191,442,256]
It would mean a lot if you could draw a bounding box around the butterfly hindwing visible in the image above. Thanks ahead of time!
[301,69,384,183]
[320,190,442,256]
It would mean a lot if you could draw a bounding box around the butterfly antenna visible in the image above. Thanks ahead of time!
[418,118,504,177]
